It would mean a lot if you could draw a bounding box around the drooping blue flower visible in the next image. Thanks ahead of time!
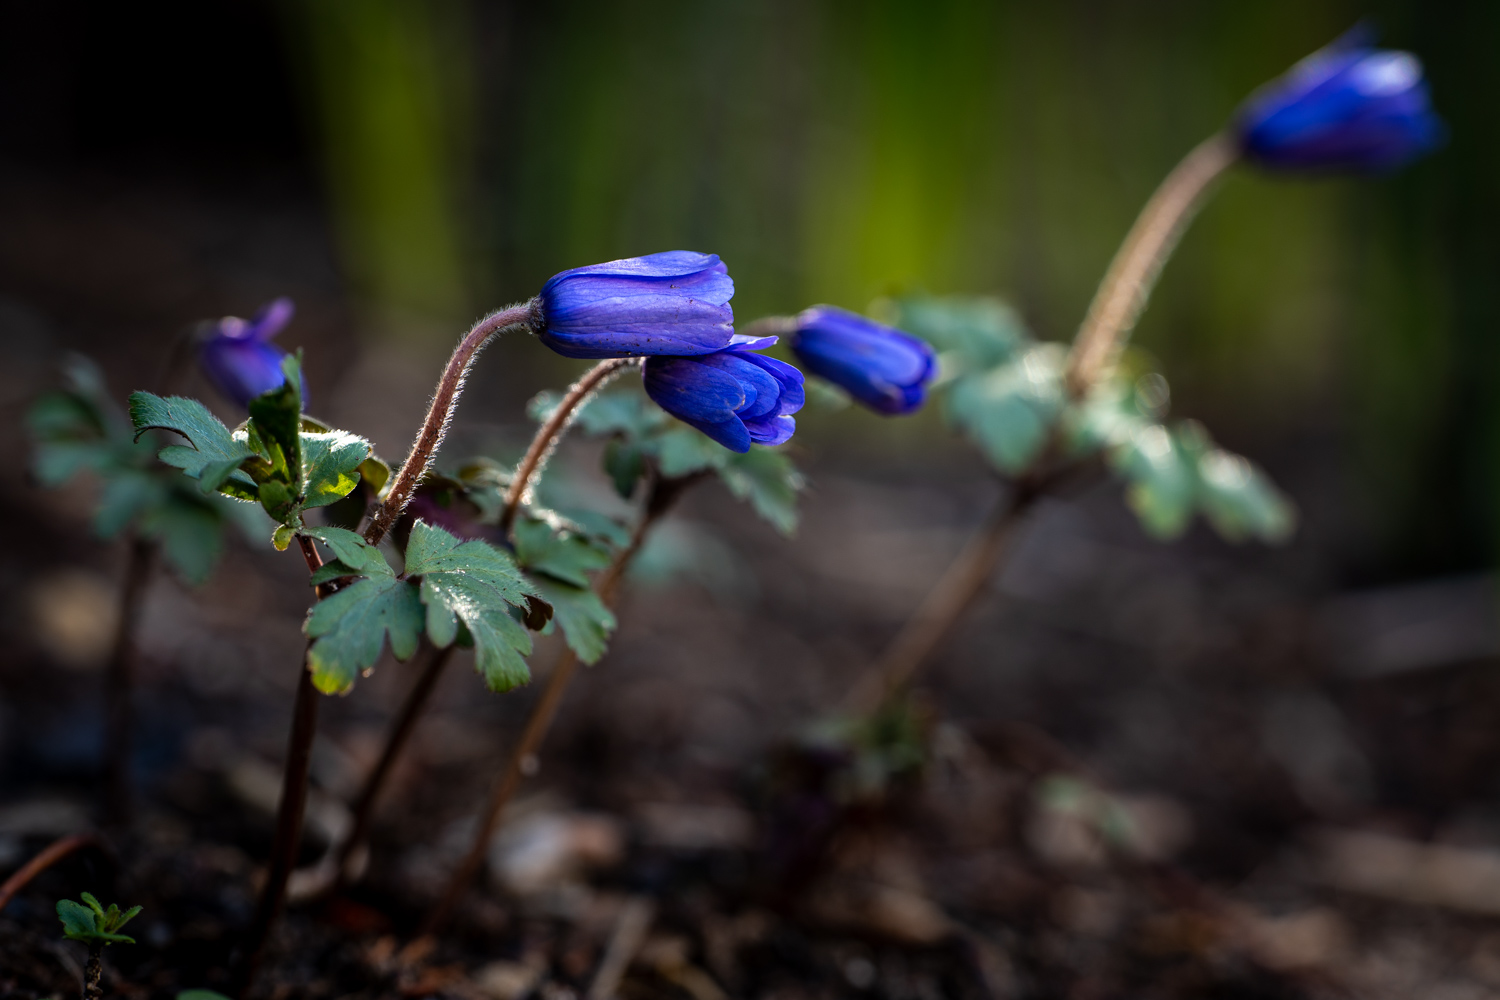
[536,251,737,360]
[1236,30,1444,172]
[198,298,304,409]
[789,306,936,415]
[643,334,805,452]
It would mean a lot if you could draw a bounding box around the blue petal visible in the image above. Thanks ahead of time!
[200,339,293,409]
[642,356,745,425]
[744,414,795,447]
[735,352,806,417]
[245,298,295,343]
[791,306,934,415]
[538,252,736,359]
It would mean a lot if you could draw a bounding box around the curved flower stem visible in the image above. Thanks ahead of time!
[839,135,1238,716]
[1064,132,1239,397]
[104,537,155,828]
[364,302,540,547]
[497,357,638,536]
[0,833,108,912]
[236,536,334,999]
[327,642,457,891]
[418,473,699,940]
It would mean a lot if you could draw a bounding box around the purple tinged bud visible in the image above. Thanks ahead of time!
[536,251,737,359]
[643,335,805,453]
[1236,29,1444,173]
[198,298,306,409]
[789,306,936,415]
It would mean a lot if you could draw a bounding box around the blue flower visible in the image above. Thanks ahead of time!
[537,251,737,359]
[643,335,805,452]
[1236,31,1444,172]
[198,298,304,409]
[789,306,936,415]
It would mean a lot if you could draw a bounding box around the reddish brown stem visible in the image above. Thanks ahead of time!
[420,473,692,938]
[0,834,106,912]
[329,643,457,890]
[498,358,637,535]
[104,538,155,828]
[235,536,333,998]
[364,302,539,547]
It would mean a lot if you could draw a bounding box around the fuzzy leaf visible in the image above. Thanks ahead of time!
[717,446,804,535]
[245,356,303,488]
[1196,449,1296,543]
[514,517,612,588]
[301,526,393,578]
[300,430,372,509]
[529,575,615,665]
[1113,424,1196,539]
[129,392,257,494]
[403,520,538,692]
[304,575,423,694]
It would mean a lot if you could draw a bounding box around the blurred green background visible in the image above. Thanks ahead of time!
[2,0,1492,579]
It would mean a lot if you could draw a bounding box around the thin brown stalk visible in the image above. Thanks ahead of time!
[497,358,637,535]
[419,473,694,939]
[0,834,107,912]
[364,302,539,547]
[104,537,155,828]
[1064,132,1238,396]
[328,643,457,890]
[83,943,102,1000]
[235,536,334,998]
[842,477,1043,716]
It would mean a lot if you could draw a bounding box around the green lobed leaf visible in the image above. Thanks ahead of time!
[888,295,1029,375]
[403,520,539,692]
[301,526,394,578]
[93,472,165,539]
[300,429,372,509]
[528,575,615,665]
[1112,424,1195,539]
[513,516,612,588]
[57,899,99,941]
[304,576,424,694]
[129,392,257,494]
[1195,448,1296,544]
[139,492,225,586]
[603,438,646,498]
[651,425,728,478]
[716,446,804,536]
[945,344,1065,474]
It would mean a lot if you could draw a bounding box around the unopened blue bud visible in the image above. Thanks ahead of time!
[1236,30,1444,172]
[789,306,936,415]
[198,298,305,409]
[643,334,805,452]
[537,251,736,360]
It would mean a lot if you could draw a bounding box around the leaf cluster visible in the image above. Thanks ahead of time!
[891,296,1295,545]
[392,464,621,665]
[528,386,805,536]
[56,892,141,946]
[28,355,260,584]
[128,355,388,550]
[300,521,542,694]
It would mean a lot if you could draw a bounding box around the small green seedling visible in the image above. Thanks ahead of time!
[57,893,141,1000]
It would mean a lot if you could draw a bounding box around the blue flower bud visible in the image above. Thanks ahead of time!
[537,251,736,360]
[789,306,936,415]
[643,335,805,452]
[1236,30,1444,172]
[198,298,305,409]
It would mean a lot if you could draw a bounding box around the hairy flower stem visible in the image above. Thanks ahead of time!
[327,643,457,891]
[498,358,638,535]
[236,536,334,999]
[419,474,697,940]
[104,537,155,828]
[83,942,102,1000]
[1064,132,1238,396]
[364,302,540,547]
